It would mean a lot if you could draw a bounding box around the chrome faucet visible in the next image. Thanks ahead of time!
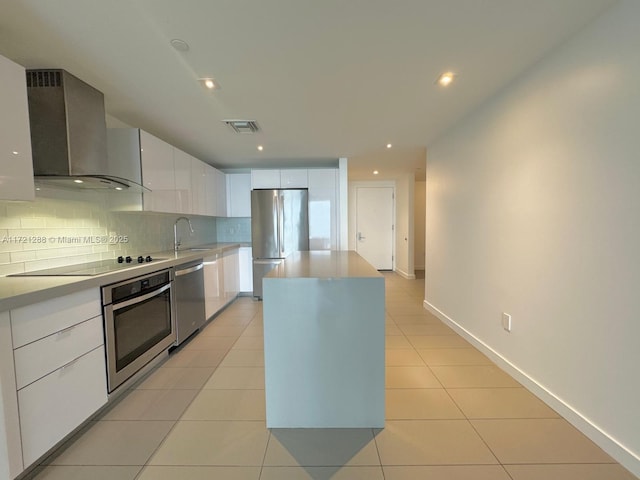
[173,216,194,251]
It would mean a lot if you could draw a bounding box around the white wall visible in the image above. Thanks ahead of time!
[425,0,640,475]
[414,180,426,270]
[394,174,414,279]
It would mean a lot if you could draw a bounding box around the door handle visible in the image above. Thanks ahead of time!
[357,232,366,241]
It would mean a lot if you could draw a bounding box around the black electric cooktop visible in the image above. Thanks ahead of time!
[10,256,164,277]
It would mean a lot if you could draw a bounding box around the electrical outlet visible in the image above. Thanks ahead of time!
[502,313,512,332]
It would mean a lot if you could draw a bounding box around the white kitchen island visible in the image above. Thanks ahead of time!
[262,250,385,428]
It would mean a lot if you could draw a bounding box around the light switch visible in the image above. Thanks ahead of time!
[502,313,512,332]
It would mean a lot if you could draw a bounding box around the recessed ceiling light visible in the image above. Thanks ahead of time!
[436,71,456,87]
[115,187,123,191]
[257,145,264,151]
[170,38,190,52]
[199,78,219,90]
[373,170,379,175]
[73,179,83,184]
[12,151,19,155]
[386,143,392,149]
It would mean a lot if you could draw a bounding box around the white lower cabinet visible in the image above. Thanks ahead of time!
[203,252,225,320]
[4,288,108,475]
[18,346,107,466]
[203,248,242,319]
[0,311,22,479]
[13,316,104,390]
[10,289,101,349]
[223,248,239,303]
[239,247,253,293]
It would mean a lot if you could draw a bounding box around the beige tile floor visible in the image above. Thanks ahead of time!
[32,273,637,480]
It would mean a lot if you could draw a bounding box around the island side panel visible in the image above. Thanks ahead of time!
[263,276,385,428]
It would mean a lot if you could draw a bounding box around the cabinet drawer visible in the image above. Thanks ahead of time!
[11,289,101,348]
[239,247,253,292]
[14,316,104,389]
[18,346,107,467]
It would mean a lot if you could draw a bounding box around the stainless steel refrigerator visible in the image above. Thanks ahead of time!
[251,188,309,298]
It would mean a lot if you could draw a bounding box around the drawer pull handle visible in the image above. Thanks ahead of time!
[57,325,77,337]
[60,357,80,372]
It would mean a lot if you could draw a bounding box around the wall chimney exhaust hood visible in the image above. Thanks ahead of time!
[26,69,146,191]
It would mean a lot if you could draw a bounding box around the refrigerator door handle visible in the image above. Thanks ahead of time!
[278,192,285,257]
[253,259,283,265]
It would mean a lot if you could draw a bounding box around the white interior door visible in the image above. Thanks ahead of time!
[355,187,394,270]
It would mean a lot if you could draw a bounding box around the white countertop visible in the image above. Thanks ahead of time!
[0,243,244,311]
[266,250,382,279]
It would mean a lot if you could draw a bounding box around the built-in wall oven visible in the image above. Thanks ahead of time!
[102,268,175,393]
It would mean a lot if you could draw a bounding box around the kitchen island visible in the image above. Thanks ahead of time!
[262,250,385,428]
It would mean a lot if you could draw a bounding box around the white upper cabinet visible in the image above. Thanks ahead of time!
[191,158,227,217]
[226,173,251,217]
[251,169,281,189]
[108,128,227,216]
[280,169,308,188]
[0,54,35,201]
[308,169,339,250]
[215,169,227,217]
[173,148,192,214]
[140,130,176,213]
[251,169,308,189]
[204,164,217,216]
[190,156,207,215]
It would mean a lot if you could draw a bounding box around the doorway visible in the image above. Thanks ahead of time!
[355,186,394,270]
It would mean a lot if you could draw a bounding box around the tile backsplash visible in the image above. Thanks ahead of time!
[0,187,219,276]
[215,217,251,243]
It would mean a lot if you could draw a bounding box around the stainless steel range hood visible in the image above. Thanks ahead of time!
[26,69,145,191]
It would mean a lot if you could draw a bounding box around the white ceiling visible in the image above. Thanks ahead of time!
[0,0,615,180]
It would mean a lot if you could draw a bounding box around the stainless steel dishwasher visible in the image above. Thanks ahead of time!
[173,260,206,346]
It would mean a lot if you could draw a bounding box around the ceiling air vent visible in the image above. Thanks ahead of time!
[26,70,62,88]
[223,119,260,134]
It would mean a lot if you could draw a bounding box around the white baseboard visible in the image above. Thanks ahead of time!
[423,299,640,478]
[394,268,415,280]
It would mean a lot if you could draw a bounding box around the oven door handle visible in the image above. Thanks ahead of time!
[175,263,204,276]
[112,282,171,311]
